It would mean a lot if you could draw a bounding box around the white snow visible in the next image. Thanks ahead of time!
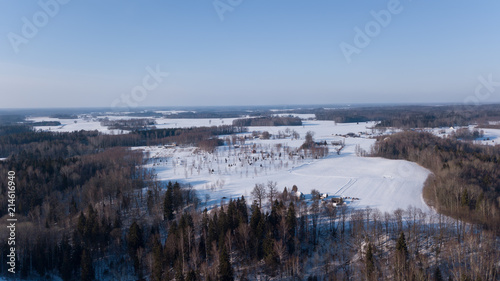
[426,125,500,146]
[137,120,433,214]
[474,127,500,146]
[26,116,126,134]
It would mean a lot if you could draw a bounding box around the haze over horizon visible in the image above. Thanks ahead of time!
[1,0,500,108]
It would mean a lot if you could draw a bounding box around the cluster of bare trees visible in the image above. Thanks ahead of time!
[300,131,329,159]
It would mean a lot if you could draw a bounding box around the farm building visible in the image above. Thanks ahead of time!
[331,197,344,207]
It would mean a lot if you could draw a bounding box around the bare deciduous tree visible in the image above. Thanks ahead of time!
[252,183,267,208]
[267,180,278,203]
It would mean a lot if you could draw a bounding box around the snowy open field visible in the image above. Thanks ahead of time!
[136,120,433,214]
[26,115,434,213]
[26,115,240,133]
[27,116,125,134]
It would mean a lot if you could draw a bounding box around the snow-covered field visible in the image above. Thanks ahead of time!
[27,116,125,134]
[26,115,240,133]
[475,127,500,145]
[137,120,432,214]
[26,114,434,213]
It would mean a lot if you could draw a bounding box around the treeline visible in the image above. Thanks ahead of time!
[133,125,246,150]
[30,121,62,126]
[232,116,302,127]
[49,114,78,119]
[0,124,32,137]
[372,131,500,233]
[0,137,145,219]
[164,111,247,119]
[99,118,155,130]
[0,124,245,158]
[0,114,25,125]
[315,104,500,128]
[0,129,139,157]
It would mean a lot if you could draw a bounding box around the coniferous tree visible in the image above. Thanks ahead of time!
[60,236,73,281]
[395,232,409,280]
[365,242,375,280]
[434,266,443,281]
[80,249,94,281]
[77,212,86,237]
[249,202,264,259]
[151,236,163,281]
[285,202,297,254]
[173,181,183,210]
[396,232,408,256]
[164,182,174,220]
[218,245,234,281]
[127,221,144,274]
[186,270,197,281]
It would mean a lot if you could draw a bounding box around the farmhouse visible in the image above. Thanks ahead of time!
[290,191,305,200]
[331,197,343,207]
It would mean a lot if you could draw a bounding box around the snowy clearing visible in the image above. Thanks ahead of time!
[137,120,432,214]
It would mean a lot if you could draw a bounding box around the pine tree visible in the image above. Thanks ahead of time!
[173,181,183,210]
[263,230,279,274]
[218,245,234,281]
[285,202,297,254]
[80,249,94,281]
[151,236,163,281]
[249,202,264,259]
[186,270,197,281]
[396,232,408,256]
[395,232,409,281]
[365,242,375,280]
[434,266,443,281]
[77,211,86,237]
[164,182,174,220]
[60,236,73,281]
[127,221,144,274]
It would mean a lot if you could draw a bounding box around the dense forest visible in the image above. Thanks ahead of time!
[0,125,245,158]
[372,131,500,234]
[232,116,302,128]
[315,104,500,128]
[100,118,155,131]
[0,108,499,280]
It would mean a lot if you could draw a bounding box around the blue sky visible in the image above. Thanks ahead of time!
[1,0,500,108]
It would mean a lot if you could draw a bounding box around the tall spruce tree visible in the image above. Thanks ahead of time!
[127,221,144,274]
[164,182,174,220]
[285,202,297,254]
[80,249,94,281]
[365,242,375,280]
[218,245,234,281]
